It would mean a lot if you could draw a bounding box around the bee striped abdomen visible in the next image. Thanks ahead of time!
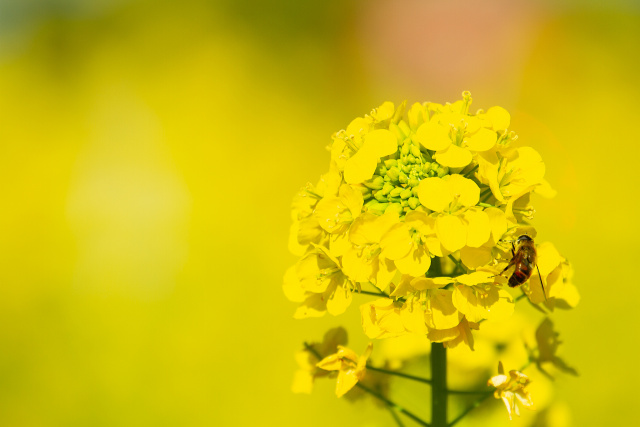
[508,268,530,287]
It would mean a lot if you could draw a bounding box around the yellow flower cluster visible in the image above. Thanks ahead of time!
[284,92,579,350]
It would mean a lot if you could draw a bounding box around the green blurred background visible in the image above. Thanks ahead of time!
[0,0,638,425]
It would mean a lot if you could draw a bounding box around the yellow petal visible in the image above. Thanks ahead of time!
[464,209,491,248]
[335,370,358,397]
[425,236,444,257]
[460,245,492,269]
[485,106,510,130]
[380,223,413,260]
[428,289,461,329]
[452,285,498,322]
[371,101,395,122]
[372,258,397,291]
[341,248,373,283]
[417,177,452,212]
[434,144,472,168]
[339,184,364,217]
[485,207,508,242]
[465,128,497,151]
[395,245,431,276]
[414,121,452,151]
[411,276,452,290]
[345,117,371,141]
[455,271,495,286]
[436,214,467,252]
[362,129,398,158]
[327,286,353,316]
[283,266,306,302]
[344,149,379,184]
[536,242,563,276]
[401,300,429,333]
[446,174,480,208]
[316,353,343,371]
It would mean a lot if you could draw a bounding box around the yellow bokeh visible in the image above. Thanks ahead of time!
[0,1,638,425]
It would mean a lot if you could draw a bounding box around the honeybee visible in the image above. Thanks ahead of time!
[498,235,546,299]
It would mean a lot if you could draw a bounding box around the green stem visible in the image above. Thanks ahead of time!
[448,393,492,427]
[358,290,389,298]
[431,342,447,427]
[388,406,406,427]
[356,383,431,427]
[447,254,466,274]
[462,164,479,178]
[366,365,432,385]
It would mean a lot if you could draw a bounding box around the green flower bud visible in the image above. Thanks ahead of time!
[401,143,410,156]
[422,162,432,174]
[410,145,422,158]
[399,172,409,184]
[364,175,385,190]
[385,203,404,215]
[381,182,394,195]
[437,167,448,178]
[407,154,416,164]
[387,167,400,182]
[400,188,412,200]
[408,177,420,187]
[401,164,411,174]
[384,159,397,169]
[408,197,420,210]
[389,187,403,198]
[365,200,388,215]
[374,191,388,202]
[398,120,411,136]
[389,122,405,140]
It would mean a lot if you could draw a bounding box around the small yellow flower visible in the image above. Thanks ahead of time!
[488,362,534,420]
[477,146,546,204]
[314,183,364,234]
[451,271,514,323]
[379,210,438,276]
[316,343,373,397]
[285,245,355,318]
[292,327,348,394]
[341,212,398,290]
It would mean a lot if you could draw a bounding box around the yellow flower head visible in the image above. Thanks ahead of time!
[488,362,534,420]
[285,92,579,357]
[316,342,373,397]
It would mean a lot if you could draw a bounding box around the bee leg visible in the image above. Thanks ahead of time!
[491,259,515,278]
[536,265,547,301]
[510,241,516,257]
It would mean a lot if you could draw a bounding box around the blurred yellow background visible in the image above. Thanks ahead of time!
[0,0,638,425]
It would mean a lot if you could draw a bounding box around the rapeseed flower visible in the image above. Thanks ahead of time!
[316,343,373,397]
[286,92,579,425]
[285,90,579,355]
[488,362,534,420]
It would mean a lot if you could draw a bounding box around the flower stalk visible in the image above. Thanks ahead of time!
[431,342,447,427]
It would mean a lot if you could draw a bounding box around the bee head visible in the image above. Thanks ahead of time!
[517,234,533,243]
